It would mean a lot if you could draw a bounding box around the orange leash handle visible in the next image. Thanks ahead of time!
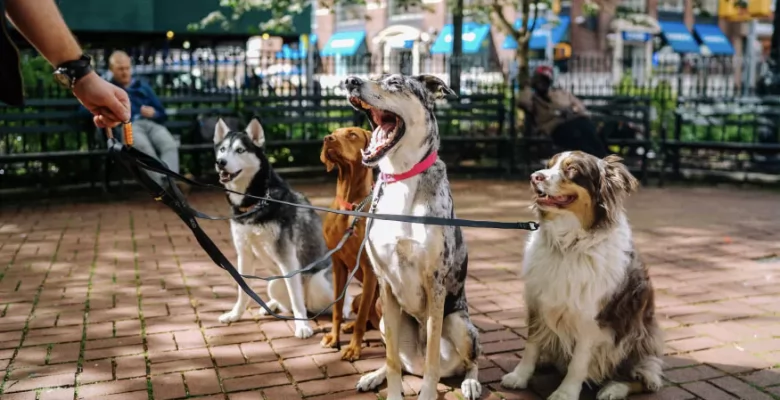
[123,122,134,146]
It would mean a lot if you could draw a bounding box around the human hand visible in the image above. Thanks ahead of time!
[140,105,156,119]
[72,71,130,128]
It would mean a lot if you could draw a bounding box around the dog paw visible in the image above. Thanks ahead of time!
[341,343,362,361]
[320,332,339,348]
[218,311,242,324]
[461,378,482,400]
[636,372,663,392]
[341,321,356,333]
[596,382,630,400]
[257,300,280,316]
[356,369,386,392]
[547,386,579,400]
[294,323,314,339]
[501,371,530,390]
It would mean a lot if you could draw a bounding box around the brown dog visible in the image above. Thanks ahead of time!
[319,127,381,361]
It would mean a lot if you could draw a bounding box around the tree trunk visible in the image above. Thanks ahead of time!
[515,0,533,85]
[771,7,780,70]
[450,0,463,93]
[516,40,530,85]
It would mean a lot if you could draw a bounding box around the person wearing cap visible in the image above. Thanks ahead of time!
[517,65,607,157]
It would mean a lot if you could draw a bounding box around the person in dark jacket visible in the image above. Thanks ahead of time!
[518,65,608,158]
[93,51,191,191]
[0,0,129,127]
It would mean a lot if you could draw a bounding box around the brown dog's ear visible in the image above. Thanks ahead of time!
[601,154,639,195]
[320,145,335,172]
[359,128,372,149]
[596,155,638,227]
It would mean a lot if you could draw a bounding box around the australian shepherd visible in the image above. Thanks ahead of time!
[501,151,664,400]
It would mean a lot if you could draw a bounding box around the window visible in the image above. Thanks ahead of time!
[618,0,647,13]
[389,0,424,19]
[658,0,684,12]
[336,3,365,24]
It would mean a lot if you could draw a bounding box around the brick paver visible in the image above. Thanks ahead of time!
[1,180,780,400]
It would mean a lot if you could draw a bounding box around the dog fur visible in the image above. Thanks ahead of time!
[319,126,382,361]
[345,74,482,400]
[501,151,664,400]
[213,118,349,339]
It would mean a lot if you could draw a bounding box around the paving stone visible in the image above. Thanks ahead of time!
[2,182,780,399]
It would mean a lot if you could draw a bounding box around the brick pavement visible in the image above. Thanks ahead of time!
[1,180,779,400]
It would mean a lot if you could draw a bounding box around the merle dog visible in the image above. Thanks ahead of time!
[345,75,482,400]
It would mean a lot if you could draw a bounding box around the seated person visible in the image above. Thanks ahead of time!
[86,50,189,191]
[517,65,607,158]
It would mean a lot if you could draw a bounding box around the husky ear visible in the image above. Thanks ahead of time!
[414,74,457,99]
[214,118,230,144]
[246,118,265,147]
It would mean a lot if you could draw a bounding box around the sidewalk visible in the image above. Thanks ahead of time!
[1,180,779,399]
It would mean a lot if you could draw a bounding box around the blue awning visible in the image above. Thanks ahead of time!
[430,22,492,54]
[321,31,366,57]
[502,16,570,50]
[693,24,734,56]
[659,21,700,54]
[275,35,319,59]
[276,44,304,59]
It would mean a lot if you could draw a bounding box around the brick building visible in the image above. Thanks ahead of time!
[312,0,773,76]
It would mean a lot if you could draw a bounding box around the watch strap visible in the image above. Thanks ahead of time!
[55,54,93,86]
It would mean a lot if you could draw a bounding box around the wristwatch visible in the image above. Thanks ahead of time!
[53,54,93,89]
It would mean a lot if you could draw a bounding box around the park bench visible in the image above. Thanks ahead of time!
[520,94,653,182]
[660,96,780,184]
[435,93,509,173]
[0,98,106,193]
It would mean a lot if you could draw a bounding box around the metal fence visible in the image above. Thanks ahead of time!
[2,46,780,199]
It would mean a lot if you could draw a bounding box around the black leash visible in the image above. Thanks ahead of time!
[122,142,539,231]
[104,122,539,322]
[107,137,368,321]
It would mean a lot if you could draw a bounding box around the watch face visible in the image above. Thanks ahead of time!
[53,71,72,89]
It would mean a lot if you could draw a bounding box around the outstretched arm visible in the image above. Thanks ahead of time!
[5,0,82,67]
[5,0,130,126]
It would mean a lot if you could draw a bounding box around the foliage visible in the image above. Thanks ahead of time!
[19,53,58,98]
[614,74,677,138]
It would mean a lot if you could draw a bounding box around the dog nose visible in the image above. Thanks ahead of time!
[531,172,546,183]
[324,135,335,142]
[345,76,363,89]
[217,158,227,167]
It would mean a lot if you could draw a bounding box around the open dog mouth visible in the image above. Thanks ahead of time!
[535,189,576,207]
[348,96,404,164]
[218,169,241,184]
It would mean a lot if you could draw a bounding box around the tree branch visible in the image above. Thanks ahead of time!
[490,0,519,41]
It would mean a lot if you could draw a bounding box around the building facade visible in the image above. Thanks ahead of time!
[312,0,775,78]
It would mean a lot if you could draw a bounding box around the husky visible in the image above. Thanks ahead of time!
[213,118,349,339]
[344,75,482,400]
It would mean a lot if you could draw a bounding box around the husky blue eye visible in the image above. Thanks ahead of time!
[219,147,225,152]
[236,148,245,154]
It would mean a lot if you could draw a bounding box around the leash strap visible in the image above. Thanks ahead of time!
[107,137,365,321]
[120,146,539,231]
